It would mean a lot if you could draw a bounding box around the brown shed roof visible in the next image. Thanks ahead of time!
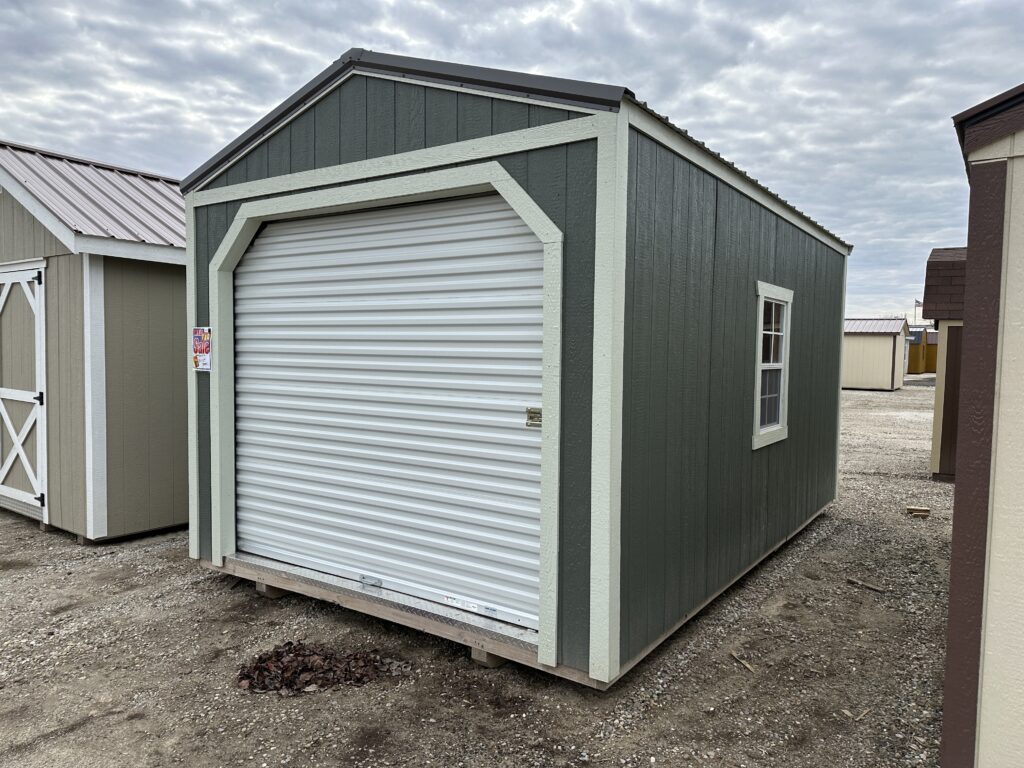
[953,81,1024,159]
[923,246,966,321]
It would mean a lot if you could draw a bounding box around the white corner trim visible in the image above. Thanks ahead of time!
[74,235,185,267]
[83,254,108,540]
[206,162,565,661]
[185,193,200,560]
[623,102,852,257]
[752,281,794,451]
[588,109,629,682]
[0,165,77,252]
[194,114,602,207]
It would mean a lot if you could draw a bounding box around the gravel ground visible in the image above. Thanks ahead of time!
[0,378,951,767]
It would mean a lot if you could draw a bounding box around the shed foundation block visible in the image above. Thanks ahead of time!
[255,582,289,600]
[470,647,507,669]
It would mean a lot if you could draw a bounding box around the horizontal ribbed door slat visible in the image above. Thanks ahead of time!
[234,195,544,629]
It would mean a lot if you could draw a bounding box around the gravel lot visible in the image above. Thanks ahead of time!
[0,378,951,767]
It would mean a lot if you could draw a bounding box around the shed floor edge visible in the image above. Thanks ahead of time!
[616,501,832,679]
[200,556,608,690]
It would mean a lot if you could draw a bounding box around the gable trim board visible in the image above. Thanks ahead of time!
[83,253,108,539]
[186,58,850,687]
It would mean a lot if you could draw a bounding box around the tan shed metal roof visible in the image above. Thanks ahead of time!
[844,318,909,335]
[0,139,184,248]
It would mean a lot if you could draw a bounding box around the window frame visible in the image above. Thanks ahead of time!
[752,281,794,450]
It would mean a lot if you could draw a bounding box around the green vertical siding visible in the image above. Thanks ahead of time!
[208,75,583,188]
[193,106,598,669]
[620,129,844,665]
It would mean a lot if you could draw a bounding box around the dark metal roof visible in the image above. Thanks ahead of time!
[181,48,630,192]
[844,318,909,335]
[953,81,1024,161]
[0,138,184,248]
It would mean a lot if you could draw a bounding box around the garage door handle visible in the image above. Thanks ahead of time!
[526,407,542,427]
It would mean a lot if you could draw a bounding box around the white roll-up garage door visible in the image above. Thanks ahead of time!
[233,195,544,629]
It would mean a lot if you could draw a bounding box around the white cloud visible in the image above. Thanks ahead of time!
[1,0,1022,315]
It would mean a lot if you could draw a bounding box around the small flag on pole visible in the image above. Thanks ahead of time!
[914,299,923,307]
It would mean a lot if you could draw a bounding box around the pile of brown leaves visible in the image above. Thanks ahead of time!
[237,641,410,695]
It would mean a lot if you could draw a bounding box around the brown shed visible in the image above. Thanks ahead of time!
[941,83,1024,767]
[922,246,965,480]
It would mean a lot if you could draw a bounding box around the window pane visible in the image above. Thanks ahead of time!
[771,332,782,364]
[763,301,773,332]
[760,396,770,428]
[761,333,772,364]
[773,302,783,333]
[762,368,781,398]
[766,394,780,426]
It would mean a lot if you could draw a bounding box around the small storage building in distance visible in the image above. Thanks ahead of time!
[841,318,909,391]
[0,139,187,541]
[183,49,851,687]
[922,247,966,480]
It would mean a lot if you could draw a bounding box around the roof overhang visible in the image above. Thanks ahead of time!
[953,81,1024,170]
[0,165,184,266]
[182,48,630,193]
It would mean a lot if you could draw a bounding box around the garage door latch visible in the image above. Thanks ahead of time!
[526,407,542,428]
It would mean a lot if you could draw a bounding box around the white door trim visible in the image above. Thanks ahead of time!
[83,254,108,539]
[0,261,47,518]
[206,161,564,666]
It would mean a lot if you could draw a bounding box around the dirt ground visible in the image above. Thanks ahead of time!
[0,377,951,767]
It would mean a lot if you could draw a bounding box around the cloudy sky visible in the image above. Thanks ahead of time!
[2,0,1022,317]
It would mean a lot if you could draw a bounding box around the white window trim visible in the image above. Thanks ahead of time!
[752,281,793,450]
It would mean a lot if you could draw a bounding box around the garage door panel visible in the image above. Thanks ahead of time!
[235,195,544,629]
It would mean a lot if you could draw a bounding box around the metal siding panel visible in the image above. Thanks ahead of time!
[559,140,596,671]
[366,78,396,160]
[619,130,843,666]
[44,254,86,535]
[530,105,569,127]
[234,196,545,629]
[267,129,291,179]
[395,83,426,154]
[339,76,368,164]
[492,100,530,134]
[457,93,492,141]
[424,87,458,148]
[104,259,188,536]
[246,141,269,182]
[314,88,342,168]
[290,110,316,174]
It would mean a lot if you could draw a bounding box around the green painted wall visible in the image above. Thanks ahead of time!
[192,82,597,672]
[620,128,844,665]
[207,75,580,188]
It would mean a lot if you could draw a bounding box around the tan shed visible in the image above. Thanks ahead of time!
[0,139,187,540]
[841,318,910,391]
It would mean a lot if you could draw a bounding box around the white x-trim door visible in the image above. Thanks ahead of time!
[0,264,47,515]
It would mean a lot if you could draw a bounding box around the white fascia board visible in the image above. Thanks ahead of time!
[624,101,852,257]
[74,236,186,266]
[0,165,77,252]
[83,254,108,540]
[193,114,602,207]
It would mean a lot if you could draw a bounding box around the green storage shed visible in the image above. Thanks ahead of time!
[182,49,851,688]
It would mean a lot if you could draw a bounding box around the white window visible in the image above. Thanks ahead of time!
[753,281,793,449]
